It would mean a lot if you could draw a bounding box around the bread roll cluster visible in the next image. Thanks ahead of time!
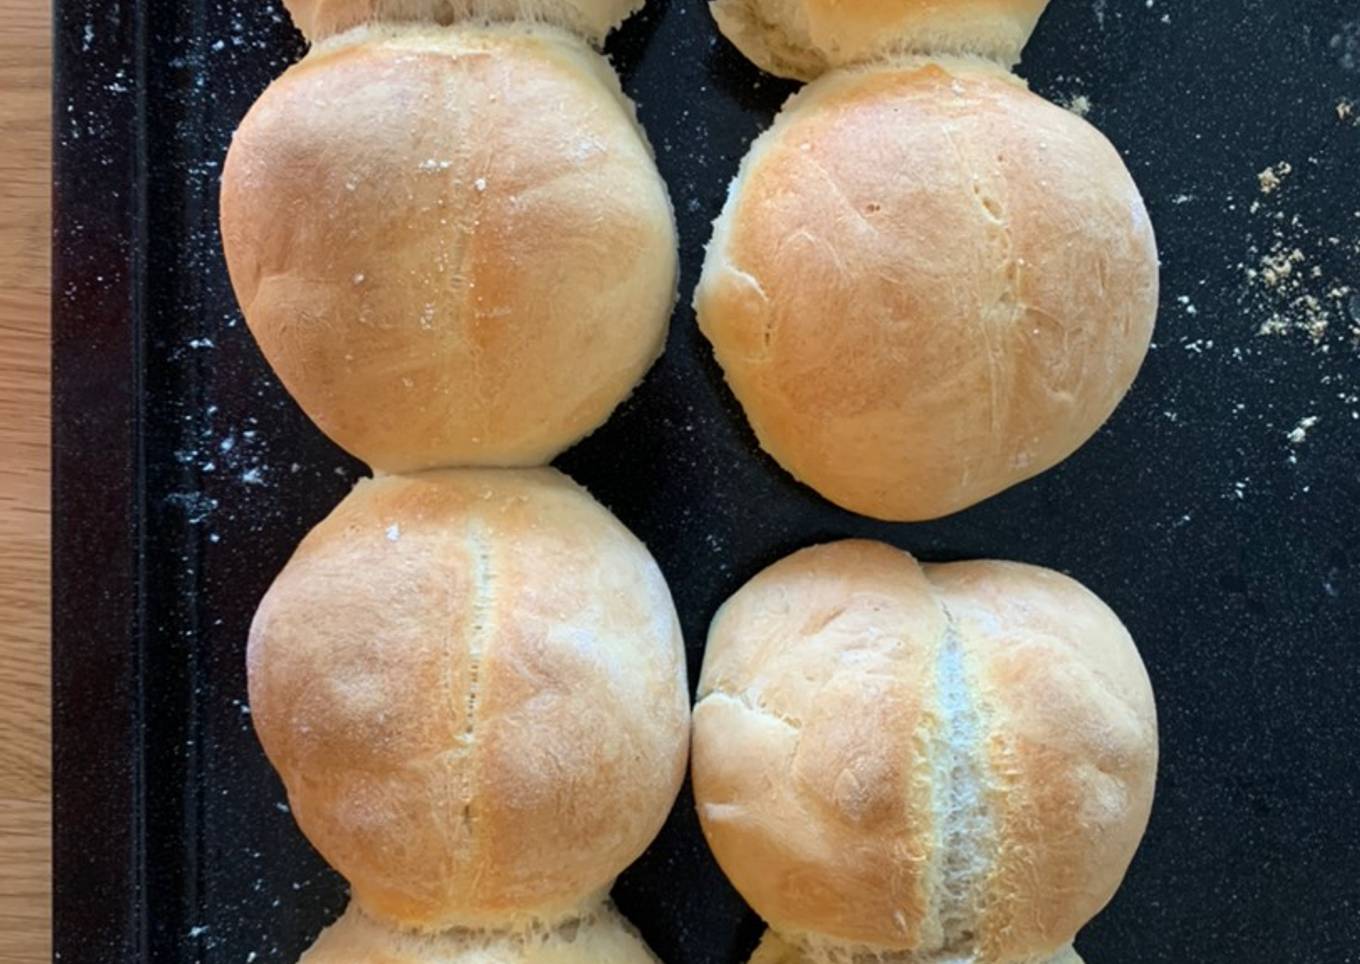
[692,541,1158,963]
[222,1,688,959]
[696,1,1159,521]
[222,0,1165,958]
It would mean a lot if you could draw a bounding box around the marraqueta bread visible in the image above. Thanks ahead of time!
[234,0,688,957]
[692,540,1158,963]
[248,469,690,933]
[696,59,1158,521]
[710,0,1050,80]
[221,24,677,473]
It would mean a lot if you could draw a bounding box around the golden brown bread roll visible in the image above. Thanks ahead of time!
[247,468,690,935]
[747,930,1086,964]
[301,901,661,962]
[710,0,1050,80]
[221,24,676,473]
[692,540,1158,963]
[283,0,643,45]
[696,59,1158,522]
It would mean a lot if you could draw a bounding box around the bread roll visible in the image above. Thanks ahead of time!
[283,0,641,45]
[301,901,660,962]
[247,468,690,932]
[692,540,1158,963]
[747,929,1085,964]
[710,0,1051,80]
[696,60,1158,521]
[221,24,677,473]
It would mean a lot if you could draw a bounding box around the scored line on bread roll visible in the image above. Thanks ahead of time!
[930,613,993,954]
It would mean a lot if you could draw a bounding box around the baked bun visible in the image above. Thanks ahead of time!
[283,0,642,45]
[692,540,1157,963]
[746,930,1085,964]
[221,24,677,473]
[696,60,1158,521]
[710,0,1051,80]
[302,901,660,962]
[247,468,690,932]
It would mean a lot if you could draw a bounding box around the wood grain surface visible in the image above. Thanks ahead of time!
[0,0,52,959]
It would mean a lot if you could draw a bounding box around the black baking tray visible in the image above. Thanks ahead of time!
[51,0,1360,961]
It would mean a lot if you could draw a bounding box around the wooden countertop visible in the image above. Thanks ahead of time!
[0,0,52,959]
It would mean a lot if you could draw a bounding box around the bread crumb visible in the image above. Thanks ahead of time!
[1257,162,1292,195]
[1300,296,1330,341]
[1060,93,1092,117]
[1339,99,1355,122]
[1242,160,1351,349]
[1258,314,1289,336]
[1259,247,1304,286]
[1287,415,1319,445]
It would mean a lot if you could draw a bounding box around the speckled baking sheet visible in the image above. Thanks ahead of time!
[52,0,1360,961]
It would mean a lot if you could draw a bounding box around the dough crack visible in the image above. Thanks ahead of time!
[697,686,803,732]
